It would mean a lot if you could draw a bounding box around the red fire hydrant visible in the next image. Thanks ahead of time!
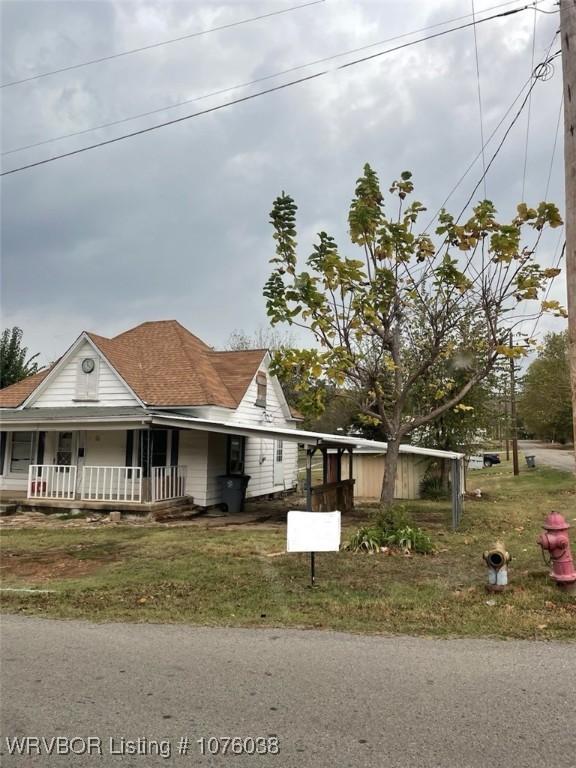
[537,512,576,593]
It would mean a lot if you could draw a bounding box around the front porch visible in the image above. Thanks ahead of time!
[26,463,187,504]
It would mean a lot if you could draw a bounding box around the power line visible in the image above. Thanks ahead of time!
[471,0,488,199]
[544,92,563,200]
[0,0,325,89]
[454,47,560,224]
[529,236,566,339]
[2,0,549,157]
[422,37,559,234]
[0,4,542,177]
[422,74,533,232]
[521,7,538,200]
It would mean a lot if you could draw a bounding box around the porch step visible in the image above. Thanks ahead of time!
[12,495,195,516]
[151,504,201,522]
[0,503,18,517]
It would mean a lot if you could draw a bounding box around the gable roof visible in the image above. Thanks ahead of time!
[0,321,269,409]
[0,367,53,408]
[208,349,269,403]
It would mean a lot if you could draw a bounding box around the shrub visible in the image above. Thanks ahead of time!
[346,505,434,554]
[419,475,450,500]
[384,526,434,554]
[345,527,382,553]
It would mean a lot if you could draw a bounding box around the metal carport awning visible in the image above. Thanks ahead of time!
[150,411,465,529]
[149,411,465,459]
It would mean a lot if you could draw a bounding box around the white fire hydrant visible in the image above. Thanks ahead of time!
[482,542,511,592]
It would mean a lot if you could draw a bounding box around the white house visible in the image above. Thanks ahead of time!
[0,320,301,510]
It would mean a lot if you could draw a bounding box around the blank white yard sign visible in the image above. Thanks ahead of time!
[287,511,341,553]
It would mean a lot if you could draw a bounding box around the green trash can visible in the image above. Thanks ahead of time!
[218,475,251,513]
[525,455,536,468]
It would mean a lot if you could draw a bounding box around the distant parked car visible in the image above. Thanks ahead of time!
[482,452,501,467]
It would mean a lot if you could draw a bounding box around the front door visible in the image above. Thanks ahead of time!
[273,440,284,487]
[55,431,75,494]
[56,431,74,465]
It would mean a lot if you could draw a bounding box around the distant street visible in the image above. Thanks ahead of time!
[519,441,576,473]
[1,616,575,768]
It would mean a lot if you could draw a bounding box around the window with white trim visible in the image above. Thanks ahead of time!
[275,440,283,463]
[10,432,34,473]
[255,372,267,408]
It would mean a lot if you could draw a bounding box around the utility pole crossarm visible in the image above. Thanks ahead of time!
[560,0,576,458]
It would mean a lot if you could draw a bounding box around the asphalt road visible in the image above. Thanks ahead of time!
[1,617,575,768]
[519,441,576,473]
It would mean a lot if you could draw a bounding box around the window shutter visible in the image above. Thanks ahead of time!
[37,432,46,465]
[125,430,134,467]
[170,430,179,466]
[0,432,6,476]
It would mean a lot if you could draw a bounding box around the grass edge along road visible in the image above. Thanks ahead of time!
[1,464,575,640]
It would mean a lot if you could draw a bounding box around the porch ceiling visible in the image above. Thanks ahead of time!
[0,406,151,429]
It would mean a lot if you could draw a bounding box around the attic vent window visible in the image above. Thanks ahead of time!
[255,372,267,408]
[75,357,100,401]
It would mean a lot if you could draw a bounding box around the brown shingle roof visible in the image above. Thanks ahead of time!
[0,368,52,408]
[208,349,268,403]
[0,321,270,410]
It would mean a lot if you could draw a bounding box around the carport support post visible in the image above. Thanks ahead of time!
[451,458,463,530]
[306,447,317,586]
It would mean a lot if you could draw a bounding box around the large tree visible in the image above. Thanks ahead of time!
[0,327,40,389]
[518,331,573,443]
[264,164,563,505]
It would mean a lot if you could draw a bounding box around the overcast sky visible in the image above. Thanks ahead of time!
[0,0,567,366]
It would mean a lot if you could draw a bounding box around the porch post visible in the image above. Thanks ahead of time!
[306,447,316,510]
[348,447,353,481]
[451,458,463,530]
[321,447,328,485]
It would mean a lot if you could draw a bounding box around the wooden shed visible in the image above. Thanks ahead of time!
[328,445,464,502]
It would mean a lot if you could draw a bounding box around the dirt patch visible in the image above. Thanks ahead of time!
[1,551,108,582]
[1,542,124,583]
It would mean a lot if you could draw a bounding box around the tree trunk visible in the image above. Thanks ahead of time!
[380,438,400,507]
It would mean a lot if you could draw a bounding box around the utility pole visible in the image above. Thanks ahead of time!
[560,0,576,457]
[510,331,519,476]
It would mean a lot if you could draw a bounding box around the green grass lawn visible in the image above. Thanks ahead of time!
[1,463,575,639]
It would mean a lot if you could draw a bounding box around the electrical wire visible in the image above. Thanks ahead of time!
[471,0,487,199]
[528,237,566,339]
[544,93,563,200]
[521,7,538,200]
[2,0,550,157]
[0,3,541,177]
[0,0,326,89]
[422,40,559,238]
[454,47,560,224]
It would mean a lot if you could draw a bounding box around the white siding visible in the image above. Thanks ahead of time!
[243,436,298,499]
[229,360,299,498]
[205,433,227,506]
[84,431,127,466]
[31,341,139,408]
[179,430,210,506]
[230,363,292,427]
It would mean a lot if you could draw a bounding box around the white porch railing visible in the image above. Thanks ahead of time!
[81,466,142,502]
[151,465,186,501]
[28,465,77,500]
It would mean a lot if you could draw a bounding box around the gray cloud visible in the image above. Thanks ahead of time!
[1,0,566,366]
